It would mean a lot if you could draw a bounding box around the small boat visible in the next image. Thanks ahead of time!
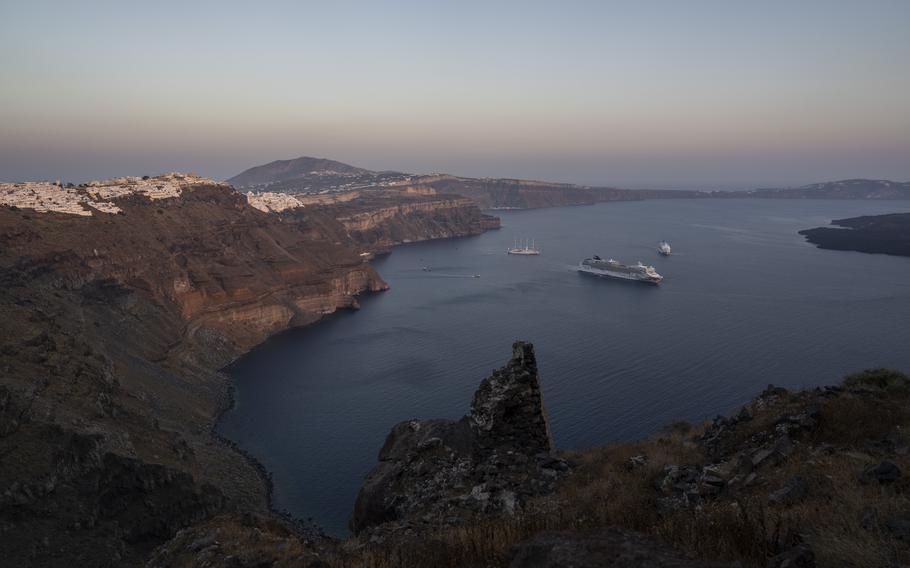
[421,266,432,272]
[657,241,672,256]
[507,238,540,256]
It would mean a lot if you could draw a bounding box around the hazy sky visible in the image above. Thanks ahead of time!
[2,0,909,187]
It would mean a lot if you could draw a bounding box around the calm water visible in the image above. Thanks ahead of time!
[219,199,910,535]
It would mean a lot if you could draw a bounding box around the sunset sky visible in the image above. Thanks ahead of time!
[2,0,908,187]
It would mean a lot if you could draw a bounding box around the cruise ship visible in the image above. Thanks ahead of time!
[577,256,663,284]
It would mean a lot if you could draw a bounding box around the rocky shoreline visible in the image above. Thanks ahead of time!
[151,344,910,567]
[0,175,500,565]
[800,212,910,258]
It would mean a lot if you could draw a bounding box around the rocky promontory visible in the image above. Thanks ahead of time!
[351,342,567,533]
[138,343,910,567]
[799,212,910,258]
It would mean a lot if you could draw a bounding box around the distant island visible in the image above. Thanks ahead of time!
[800,213,910,257]
[744,179,910,200]
[229,156,910,210]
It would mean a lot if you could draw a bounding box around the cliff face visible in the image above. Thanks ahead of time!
[333,192,499,249]
[0,179,387,565]
[0,183,387,350]
[401,175,702,209]
[272,190,499,253]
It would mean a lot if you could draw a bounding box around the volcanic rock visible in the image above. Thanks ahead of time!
[350,341,563,533]
[860,461,902,484]
[508,527,737,567]
[766,543,815,568]
[768,476,809,506]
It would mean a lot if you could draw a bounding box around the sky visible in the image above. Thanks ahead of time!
[1,0,909,188]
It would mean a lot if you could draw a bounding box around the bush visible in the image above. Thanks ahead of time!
[843,368,910,393]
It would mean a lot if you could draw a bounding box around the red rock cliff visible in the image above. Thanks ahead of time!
[0,182,387,350]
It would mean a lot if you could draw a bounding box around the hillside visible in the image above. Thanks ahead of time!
[228,157,705,209]
[227,156,405,194]
[0,172,500,566]
[227,156,369,185]
[230,158,910,211]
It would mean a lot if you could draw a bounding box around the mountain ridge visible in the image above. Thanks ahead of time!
[226,156,376,188]
[228,156,910,206]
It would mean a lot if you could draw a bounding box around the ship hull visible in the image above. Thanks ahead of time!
[577,265,662,284]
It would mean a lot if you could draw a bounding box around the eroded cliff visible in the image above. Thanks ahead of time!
[0,169,510,565]
[0,178,387,565]
[350,342,566,534]
[396,175,703,210]
[328,192,499,251]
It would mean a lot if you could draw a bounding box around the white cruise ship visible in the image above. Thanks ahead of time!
[577,256,663,284]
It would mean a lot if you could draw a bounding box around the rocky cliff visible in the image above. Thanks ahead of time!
[321,192,500,251]
[138,343,910,567]
[0,170,509,565]
[350,342,566,534]
[401,175,700,209]
[799,213,910,258]
[334,356,910,567]
[0,176,387,565]
[0,181,387,349]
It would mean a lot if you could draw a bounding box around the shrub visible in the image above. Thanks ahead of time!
[843,368,910,393]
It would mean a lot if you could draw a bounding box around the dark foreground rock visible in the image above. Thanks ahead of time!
[766,544,815,568]
[350,341,567,533]
[509,528,737,568]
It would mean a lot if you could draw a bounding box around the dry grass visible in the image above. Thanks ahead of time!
[154,385,910,567]
[330,386,910,568]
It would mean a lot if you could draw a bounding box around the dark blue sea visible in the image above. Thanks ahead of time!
[218,198,910,535]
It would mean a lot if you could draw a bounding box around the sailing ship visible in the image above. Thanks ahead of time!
[507,238,540,256]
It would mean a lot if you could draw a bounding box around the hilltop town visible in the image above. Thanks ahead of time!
[0,173,228,216]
